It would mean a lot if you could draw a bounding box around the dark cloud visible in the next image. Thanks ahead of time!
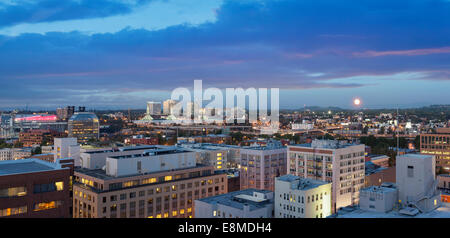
[0,0,449,108]
[0,0,152,28]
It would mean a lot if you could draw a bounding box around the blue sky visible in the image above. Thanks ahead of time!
[0,0,449,110]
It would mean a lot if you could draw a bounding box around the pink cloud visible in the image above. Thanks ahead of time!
[353,46,450,57]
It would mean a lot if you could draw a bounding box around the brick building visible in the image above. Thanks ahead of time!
[0,159,73,218]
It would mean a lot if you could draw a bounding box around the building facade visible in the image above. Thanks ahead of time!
[240,142,287,191]
[54,137,80,166]
[19,129,62,147]
[359,184,398,213]
[420,128,450,173]
[275,174,331,218]
[396,154,441,212]
[0,148,32,161]
[147,101,162,115]
[0,159,72,218]
[68,112,100,144]
[287,140,365,212]
[163,99,177,115]
[72,146,228,218]
[195,189,274,218]
[437,174,450,203]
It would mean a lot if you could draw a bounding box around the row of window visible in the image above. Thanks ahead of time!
[102,185,223,203]
[280,212,323,218]
[0,182,64,198]
[281,192,326,204]
[0,206,27,217]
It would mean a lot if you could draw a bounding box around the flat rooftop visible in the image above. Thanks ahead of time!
[83,145,159,154]
[242,141,286,151]
[109,147,191,159]
[331,206,450,218]
[398,154,432,159]
[277,174,329,190]
[181,143,241,149]
[0,159,63,176]
[75,163,214,180]
[197,189,273,211]
[360,185,397,194]
[291,140,360,149]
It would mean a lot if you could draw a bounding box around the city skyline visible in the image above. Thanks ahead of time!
[0,0,449,109]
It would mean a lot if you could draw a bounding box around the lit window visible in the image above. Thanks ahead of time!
[55,182,64,191]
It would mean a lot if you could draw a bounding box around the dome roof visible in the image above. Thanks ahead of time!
[68,112,99,122]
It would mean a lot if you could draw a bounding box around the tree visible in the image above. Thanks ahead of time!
[13,141,23,148]
[414,135,420,149]
[437,167,447,175]
[363,126,369,134]
[32,147,42,155]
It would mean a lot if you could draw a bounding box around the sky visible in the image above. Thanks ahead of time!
[0,0,449,110]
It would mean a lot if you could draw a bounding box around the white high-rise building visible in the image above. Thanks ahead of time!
[163,99,177,115]
[54,137,80,166]
[147,101,161,115]
[287,140,365,212]
[275,174,332,218]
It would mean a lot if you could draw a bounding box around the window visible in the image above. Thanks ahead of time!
[34,201,63,211]
[407,166,414,178]
[0,206,27,217]
[0,186,27,198]
[34,182,62,193]
[142,178,157,185]
[55,182,64,191]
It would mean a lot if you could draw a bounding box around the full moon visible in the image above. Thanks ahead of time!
[354,98,361,106]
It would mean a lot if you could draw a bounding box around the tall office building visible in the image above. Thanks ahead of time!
[163,99,177,115]
[147,101,162,115]
[68,112,100,144]
[275,174,332,218]
[72,146,228,218]
[240,141,287,191]
[287,140,365,212]
[0,159,73,218]
[56,106,75,121]
[420,128,450,173]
